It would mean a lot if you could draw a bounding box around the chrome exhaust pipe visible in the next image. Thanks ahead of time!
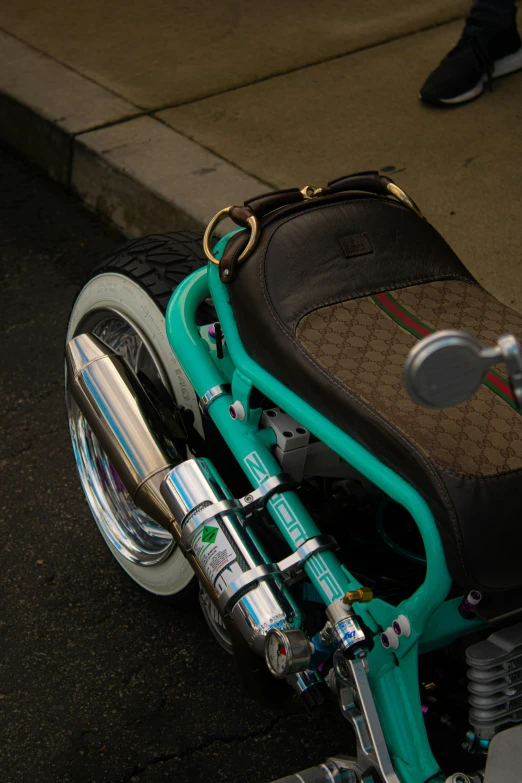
[66,332,225,606]
[66,332,178,533]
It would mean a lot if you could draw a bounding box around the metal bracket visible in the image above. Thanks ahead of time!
[217,563,282,614]
[199,383,231,415]
[261,408,310,451]
[180,473,295,552]
[277,534,339,580]
[261,407,310,480]
[338,658,401,783]
[238,473,297,510]
[261,406,364,481]
[218,534,339,615]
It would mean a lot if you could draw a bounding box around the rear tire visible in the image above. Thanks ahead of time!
[66,232,210,597]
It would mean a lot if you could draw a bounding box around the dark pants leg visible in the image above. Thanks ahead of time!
[472,0,516,27]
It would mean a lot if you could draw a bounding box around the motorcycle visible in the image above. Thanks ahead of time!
[65,172,522,783]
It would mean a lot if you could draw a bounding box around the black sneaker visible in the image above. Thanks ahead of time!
[420,10,522,105]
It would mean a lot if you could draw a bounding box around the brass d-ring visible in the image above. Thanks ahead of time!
[203,207,260,266]
[386,183,424,219]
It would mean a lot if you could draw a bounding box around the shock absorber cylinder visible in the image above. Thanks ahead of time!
[162,458,300,654]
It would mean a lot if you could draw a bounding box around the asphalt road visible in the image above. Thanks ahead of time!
[0,146,349,783]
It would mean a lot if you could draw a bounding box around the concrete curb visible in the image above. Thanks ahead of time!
[0,31,271,236]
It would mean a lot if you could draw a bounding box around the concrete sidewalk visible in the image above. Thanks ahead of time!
[1,0,521,309]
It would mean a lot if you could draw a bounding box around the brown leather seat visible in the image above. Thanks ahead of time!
[225,194,522,592]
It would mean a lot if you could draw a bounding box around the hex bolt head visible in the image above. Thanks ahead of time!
[381,626,399,650]
[396,614,411,638]
[229,401,245,421]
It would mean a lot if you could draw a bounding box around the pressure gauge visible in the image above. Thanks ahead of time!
[264,628,312,679]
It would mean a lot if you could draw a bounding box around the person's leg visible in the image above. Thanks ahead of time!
[472,0,516,27]
[420,0,522,105]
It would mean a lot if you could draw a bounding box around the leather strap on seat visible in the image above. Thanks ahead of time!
[245,188,305,218]
[218,172,414,283]
[327,170,394,196]
[239,174,394,221]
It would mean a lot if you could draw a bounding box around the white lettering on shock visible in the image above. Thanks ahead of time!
[243,451,344,600]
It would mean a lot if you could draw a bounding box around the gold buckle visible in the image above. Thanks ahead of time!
[300,185,324,199]
[203,207,260,266]
[386,183,424,219]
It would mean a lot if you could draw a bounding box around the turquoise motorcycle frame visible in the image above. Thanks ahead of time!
[165,231,486,783]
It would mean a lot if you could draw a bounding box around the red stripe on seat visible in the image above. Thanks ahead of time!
[374,293,432,337]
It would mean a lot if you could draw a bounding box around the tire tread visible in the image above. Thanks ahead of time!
[96,231,209,313]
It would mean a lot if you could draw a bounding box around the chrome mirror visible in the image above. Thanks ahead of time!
[403,330,522,409]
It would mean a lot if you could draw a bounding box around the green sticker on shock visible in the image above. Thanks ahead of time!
[201,525,219,544]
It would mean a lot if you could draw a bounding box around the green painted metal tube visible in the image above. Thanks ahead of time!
[420,597,486,654]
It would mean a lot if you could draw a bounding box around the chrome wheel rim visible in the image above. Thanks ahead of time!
[66,312,175,567]
[199,589,233,654]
